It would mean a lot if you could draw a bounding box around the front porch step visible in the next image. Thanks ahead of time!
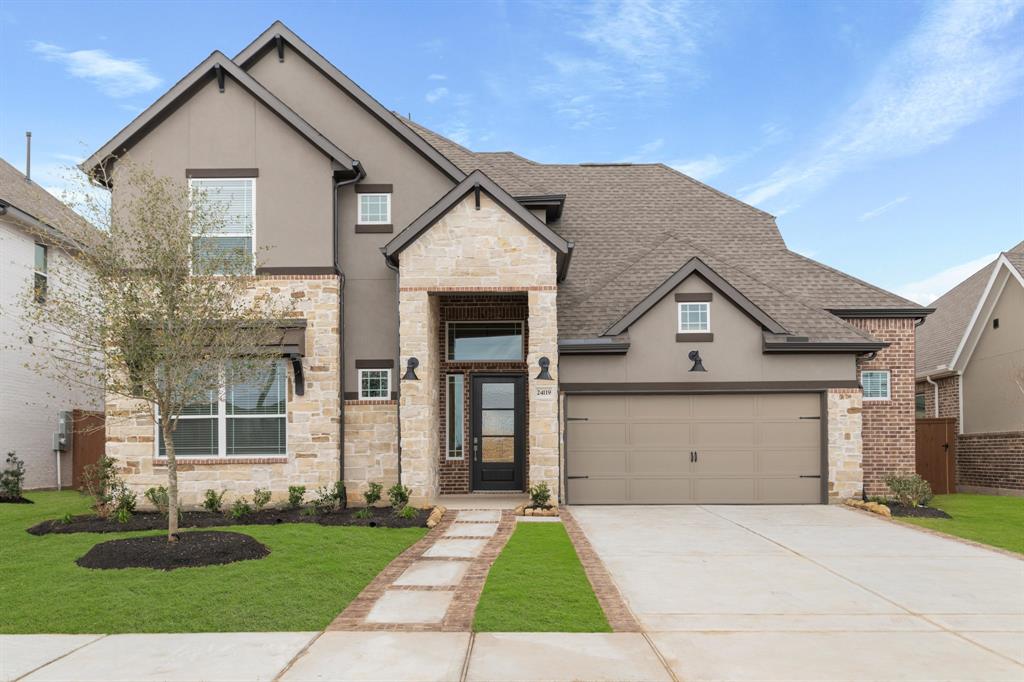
[434,493,529,510]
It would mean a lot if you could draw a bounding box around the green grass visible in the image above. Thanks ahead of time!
[897,493,1024,555]
[0,491,426,633]
[474,523,610,632]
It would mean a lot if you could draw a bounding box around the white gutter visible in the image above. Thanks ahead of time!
[925,375,940,418]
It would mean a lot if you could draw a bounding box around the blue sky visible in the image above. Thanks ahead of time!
[1,0,1021,303]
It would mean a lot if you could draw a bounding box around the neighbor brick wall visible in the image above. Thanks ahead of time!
[956,431,1024,492]
[916,375,959,424]
[848,317,916,495]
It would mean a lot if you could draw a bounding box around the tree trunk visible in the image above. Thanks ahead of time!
[160,418,179,542]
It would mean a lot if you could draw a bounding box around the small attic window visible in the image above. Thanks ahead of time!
[678,302,710,333]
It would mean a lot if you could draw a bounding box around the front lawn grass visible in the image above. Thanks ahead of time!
[474,522,610,632]
[897,493,1024,555]
[1,491,426,633]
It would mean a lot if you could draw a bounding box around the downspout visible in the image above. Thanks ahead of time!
[384,254,403,486]
[925,375,939,418]
[333,161,365,487]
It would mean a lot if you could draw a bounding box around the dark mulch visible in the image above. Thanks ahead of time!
[0,496,34,504]
[885,502,952,519]
[76,531,269,571]
[28,506,425,535]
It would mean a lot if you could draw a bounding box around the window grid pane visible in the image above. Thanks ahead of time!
[358,194,390,224]
[678,303,709,332]
[360,369,390,399]
[862,371,890,399]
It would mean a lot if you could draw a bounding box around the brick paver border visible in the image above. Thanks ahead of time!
[441,510,515,631]
[561,509,641,632]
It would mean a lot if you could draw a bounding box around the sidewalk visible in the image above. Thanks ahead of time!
[0,631,673,682]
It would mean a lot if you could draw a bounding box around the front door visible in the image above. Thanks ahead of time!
[471,375,525,491]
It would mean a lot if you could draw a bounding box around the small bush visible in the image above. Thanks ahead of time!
[353,507,374,520]
[59,512,74,525]
[884,473,934,508]
[528,481,551,508]
[229,497,252,520]
[144,486,169,515]
[387,483,411,511]
[202,489,226,514]
[311,486,337,514]
[363,482,383,507]
[334,481,347,510]
[1,451,26,499]
[397,505,419,520]
[82,456,119,516]
[252,488,272,512]
[110,483,136,523]
[287,485,306,509]
[115,506,132,524]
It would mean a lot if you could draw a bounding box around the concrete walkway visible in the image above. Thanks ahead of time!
[571,504,1024,681]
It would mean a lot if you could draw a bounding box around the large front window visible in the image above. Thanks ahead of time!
[446,322,524,361]
[158,361,286,457]
[189,178,254,274]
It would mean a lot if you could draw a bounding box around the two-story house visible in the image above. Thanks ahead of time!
[84,22,932,507]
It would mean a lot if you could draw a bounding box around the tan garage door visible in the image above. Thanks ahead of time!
[566,393,823,504]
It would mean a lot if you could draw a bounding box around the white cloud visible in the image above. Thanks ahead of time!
[895,252,997,304]
[620,138,665,162]
[670,154,730,181]
[741,1,1024,208]
[428,73,447,81]
[32,42,161,98]
[425,86,449,104]
[859,196,909,221]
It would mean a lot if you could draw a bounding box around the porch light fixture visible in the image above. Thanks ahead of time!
[688,350,706,372]
[536,356,552,380]
[402,356,419,381]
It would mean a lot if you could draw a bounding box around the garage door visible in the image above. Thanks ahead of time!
[566,393,823,504]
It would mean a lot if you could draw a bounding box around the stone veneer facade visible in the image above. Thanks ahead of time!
[826,388,864,501]
[343,400,400,506]
[106,275,341,507]
[397,193,560,505]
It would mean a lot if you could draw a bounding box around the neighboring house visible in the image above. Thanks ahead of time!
[916,242,1024,495]
[0,157,103,489]
[83,22,932,508]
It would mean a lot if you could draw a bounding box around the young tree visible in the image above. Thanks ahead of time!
[16,161,292,540]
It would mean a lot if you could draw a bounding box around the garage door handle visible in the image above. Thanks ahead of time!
[799,475,821,479]
[567,475,589,480]
[566,417,589,421]
[799,416,821,420]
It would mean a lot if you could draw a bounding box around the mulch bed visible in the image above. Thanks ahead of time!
[885,503,952,519]
[28,506,425,536]
[0,496,34,504]
[76,531,269,571]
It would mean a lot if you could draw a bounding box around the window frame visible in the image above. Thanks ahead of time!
[446,373,465,460]
[156,360,287,459]
[446,321,525,362]
[33,242,48,304]
[188,177,257,275]
[677,301,710,334]
[357,192,392,225]
[862,370,891,401]
[358,368,392,401]
[915,392,926,418]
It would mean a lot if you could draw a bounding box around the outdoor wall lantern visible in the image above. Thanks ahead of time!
[402,357,419,381]
[536,356,553,380]
[688,350,706,372]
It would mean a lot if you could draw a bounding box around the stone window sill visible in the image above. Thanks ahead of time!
[153,457,288,466]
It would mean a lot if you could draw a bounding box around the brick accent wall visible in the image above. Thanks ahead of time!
[957,431,1024,492]
[848,317,916,495]
[437,294,529,494]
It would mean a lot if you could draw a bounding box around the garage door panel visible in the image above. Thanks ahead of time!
[629,422,690,447]
[629,395,692,418]
[572,395,627,418]
[759,421,820,446]
[759,477,820,503]
[631,450,690,474]
[694,449,756,475]
[692,394,756,418]
[756,393,820,418]
[630,477,692,503]
[759,448,820,474]
[567,449,627,476]
[693,478,757,503]
[694,422,756,447]
[569,422,627,448]
[570,477,628,504]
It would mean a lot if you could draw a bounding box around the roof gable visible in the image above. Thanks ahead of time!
[83,51,355,182]
[947,254,1024,375]
[234,22,465,182]
[383,170,572,277]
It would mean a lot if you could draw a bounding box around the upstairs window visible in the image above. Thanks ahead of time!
[862,370,891,401]
[359,368,391,401]
[678,302,710,333]
[358,193,391,225]
[33,243,47,304]
[189,178,254,274]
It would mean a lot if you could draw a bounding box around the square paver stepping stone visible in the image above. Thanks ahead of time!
[366,591,454,624]
[423,539,487,559]
[445,522,497,537]
[394,560,470,587]
[457,510,500,522]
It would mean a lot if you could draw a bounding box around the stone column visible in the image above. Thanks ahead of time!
[527,288,560,500]
[827,387,864,501]
[398,290,439,505]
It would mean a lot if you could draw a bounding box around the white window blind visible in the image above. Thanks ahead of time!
[189,178,254,273]
[862,370,890,400]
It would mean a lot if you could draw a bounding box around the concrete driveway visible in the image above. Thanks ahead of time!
[571,504,1024,681]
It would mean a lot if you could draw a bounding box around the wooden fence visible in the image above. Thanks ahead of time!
[915,418,957,495]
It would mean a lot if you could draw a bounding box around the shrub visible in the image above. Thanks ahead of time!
[884,473,934,508]
[387,483,411,511]
[229,497,252,520]
[82,456,119,516]
[397,505,419,520]
[353,507,374,519]
[311,486,337,514]
[287,485,306,509]
[528,481,551,508]
[59,512,73,525]
[334,481,347,510]
[1,451,26,499]
[252,488,272,512]
[144,486,169,515]
[363,482,383,507]
[203,489,226,514]
[115,506,132,524]
[111,482,136,523]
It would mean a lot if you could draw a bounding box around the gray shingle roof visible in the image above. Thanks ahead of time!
[399,120,933,342]
[916,241,1024,376]
[0,157,93,243]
